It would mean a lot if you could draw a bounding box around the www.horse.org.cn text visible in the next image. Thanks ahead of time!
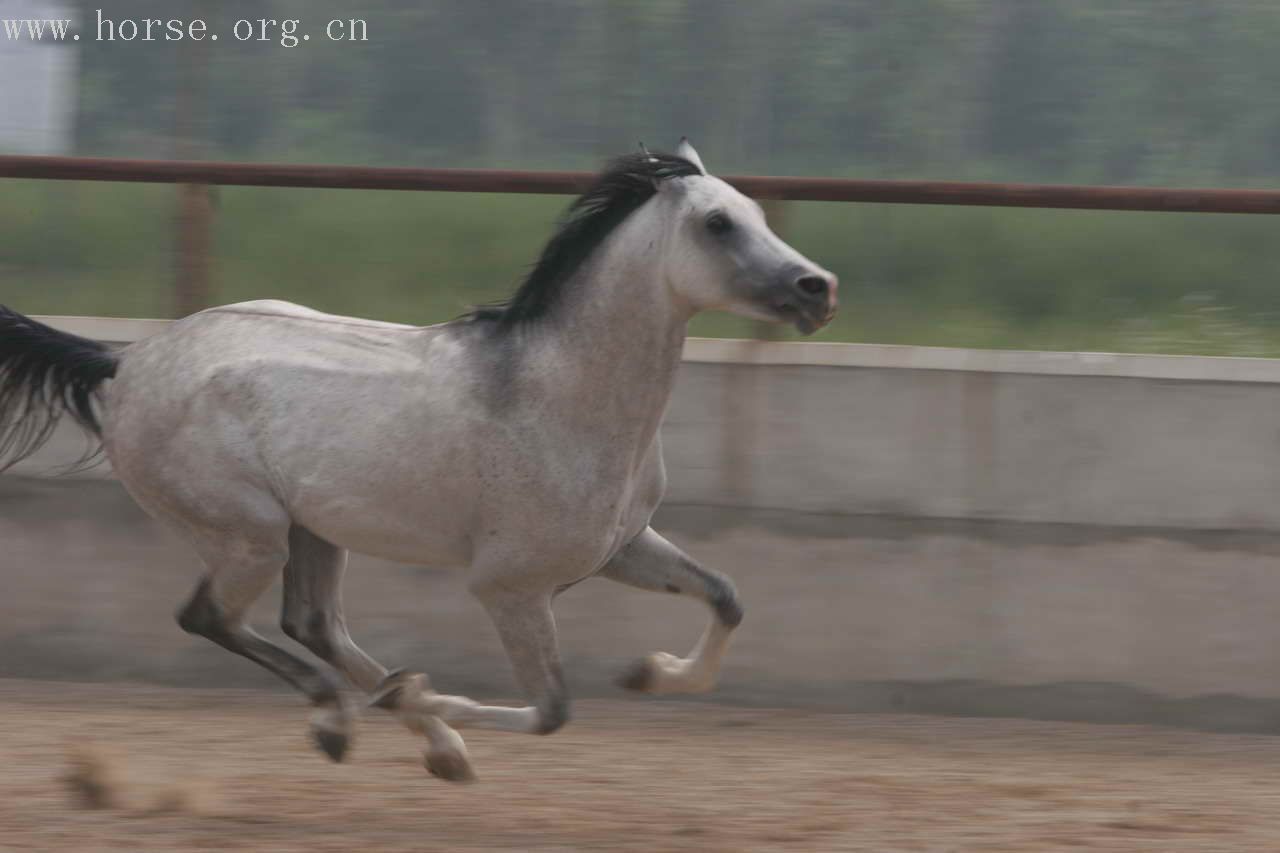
[2,11,370,48]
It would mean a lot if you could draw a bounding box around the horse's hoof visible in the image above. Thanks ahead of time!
[311,704,353,762]
[425,748,476,783]
[616,657,654,692]
[312,726,349,762]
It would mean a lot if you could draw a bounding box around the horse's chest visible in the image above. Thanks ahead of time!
[510,452,653,521]
[481,438,664,565]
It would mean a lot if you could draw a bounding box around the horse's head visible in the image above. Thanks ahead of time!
[654,139,838,335]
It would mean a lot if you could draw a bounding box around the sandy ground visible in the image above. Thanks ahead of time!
[2,681,1280,852]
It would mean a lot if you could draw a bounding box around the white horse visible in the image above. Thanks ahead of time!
[0,141,837,781]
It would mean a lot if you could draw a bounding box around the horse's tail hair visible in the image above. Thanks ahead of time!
[0,306,119,471]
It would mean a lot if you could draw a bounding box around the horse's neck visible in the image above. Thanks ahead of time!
[533,224,690,447]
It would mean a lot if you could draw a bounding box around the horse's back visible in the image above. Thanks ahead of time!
[190,299,420,331]
[98,300,489,563]
[103,301,441,434]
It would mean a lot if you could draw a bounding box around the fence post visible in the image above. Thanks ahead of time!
[174,183,213,317]
[172,32,212,317]
[718,197,791,507]
[755,199,790,342]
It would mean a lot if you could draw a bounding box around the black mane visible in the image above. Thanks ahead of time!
[462,151,702,328]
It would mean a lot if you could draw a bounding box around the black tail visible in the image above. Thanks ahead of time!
[0,307,120,471]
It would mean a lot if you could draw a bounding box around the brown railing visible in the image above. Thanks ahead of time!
[7,153,1280,317]
[5,154,1280,213]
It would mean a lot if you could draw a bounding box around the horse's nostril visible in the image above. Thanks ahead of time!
[795,275,828,298]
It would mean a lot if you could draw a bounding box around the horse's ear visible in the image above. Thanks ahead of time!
[676,137,707,175]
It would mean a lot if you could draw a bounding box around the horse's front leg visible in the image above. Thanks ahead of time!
[601,526,744,694]
[372,584,570,736]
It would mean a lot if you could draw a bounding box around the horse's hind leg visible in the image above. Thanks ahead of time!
[279,525,386,692]
[175,531,354,762]
[279,524,475,781]
[600,526,743,694]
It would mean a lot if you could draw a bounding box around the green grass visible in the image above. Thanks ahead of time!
[5,180,1280,356]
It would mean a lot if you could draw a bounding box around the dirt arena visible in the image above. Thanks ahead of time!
[2,681,1279,852]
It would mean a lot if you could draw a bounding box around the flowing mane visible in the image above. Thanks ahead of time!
[462,151,702,328]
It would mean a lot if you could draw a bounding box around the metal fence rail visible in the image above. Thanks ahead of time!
[5,154,1280,213]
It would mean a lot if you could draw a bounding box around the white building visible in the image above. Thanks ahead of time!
[0,0,77,154]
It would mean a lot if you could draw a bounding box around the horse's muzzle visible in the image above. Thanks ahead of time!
[771,270,838,334]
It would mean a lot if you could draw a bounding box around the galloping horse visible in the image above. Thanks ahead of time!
[0,141,837,780]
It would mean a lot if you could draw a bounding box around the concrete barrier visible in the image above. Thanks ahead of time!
[671,341,1280,531]
[8,316,1280,730]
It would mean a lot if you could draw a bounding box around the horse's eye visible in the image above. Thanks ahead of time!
[706,212,733,235]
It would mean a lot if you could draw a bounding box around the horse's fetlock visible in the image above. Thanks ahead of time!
[370,683,404,711]
[370,669,424,711]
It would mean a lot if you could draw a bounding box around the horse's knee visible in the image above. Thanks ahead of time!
[534,696,571,735]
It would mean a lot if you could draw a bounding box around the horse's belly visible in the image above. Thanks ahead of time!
[283,463,478,567]
[293,500,473,566]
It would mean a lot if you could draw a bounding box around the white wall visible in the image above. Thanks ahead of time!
[669,341,1280,531]
[0,1,77,154]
